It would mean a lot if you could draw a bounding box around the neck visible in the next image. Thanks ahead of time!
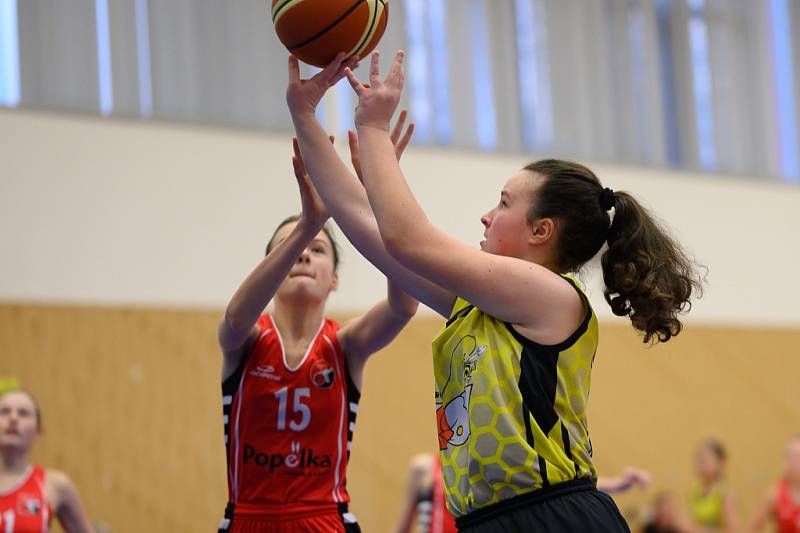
[700,475,720,490]
[272,298,326,343]
[1,447,31,475]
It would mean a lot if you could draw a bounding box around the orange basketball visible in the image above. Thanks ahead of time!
[272,0,388,68]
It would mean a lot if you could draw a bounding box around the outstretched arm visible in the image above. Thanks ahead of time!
[218,139,332,379]
[596,467,651,494]
[343,51,580,334]
[289,138,419,389]
[286,54,456,317]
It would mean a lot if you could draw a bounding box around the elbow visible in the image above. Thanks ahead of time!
[393,298,419,321]
[222,307,250,338]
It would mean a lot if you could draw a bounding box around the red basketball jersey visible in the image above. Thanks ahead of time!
[221,315,360,519]
[0,465,51,533]
[776,479,800,533]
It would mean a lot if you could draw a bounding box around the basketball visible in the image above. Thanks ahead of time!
[271,0,388,68]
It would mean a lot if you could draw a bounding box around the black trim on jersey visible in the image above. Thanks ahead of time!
[218,501,234,533]
[221,358,246,461]
[446,303,475,328]
[561,422,580,478]
[503,276,592,483]
[343,351,362,461]
[338,502,363,532]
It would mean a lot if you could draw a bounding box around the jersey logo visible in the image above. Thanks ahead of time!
[17,493,41,515]
[436,336,486,449]
[309,359,335,389]
[242,441,332,473]
[249,365,281,381]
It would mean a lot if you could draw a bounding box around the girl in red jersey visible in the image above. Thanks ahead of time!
[750,435,800,533]
[0,389,93,533]
[217,98,418,531]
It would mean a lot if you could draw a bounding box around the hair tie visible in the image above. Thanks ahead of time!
[599,187,615,211]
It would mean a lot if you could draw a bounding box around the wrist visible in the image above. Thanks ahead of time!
[295,215,327,235]
[356,121,391,134]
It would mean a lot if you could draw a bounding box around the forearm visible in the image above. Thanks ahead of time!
[292,113,373,219]
[357,125,431,255]
[224,219,321,334]
[387,278,419,319]
[292,113,453,314]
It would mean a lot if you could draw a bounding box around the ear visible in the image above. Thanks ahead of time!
[330,271,339,292]
[528,217,556,245]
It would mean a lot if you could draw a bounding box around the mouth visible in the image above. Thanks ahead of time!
[289,272,315,279]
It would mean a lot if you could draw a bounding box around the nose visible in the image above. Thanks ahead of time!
[297,249,311,263]
[480,211,491,228]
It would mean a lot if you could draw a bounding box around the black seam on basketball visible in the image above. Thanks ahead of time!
[272,0,296,22]
[350,0,380,59]
[288,0,366,51]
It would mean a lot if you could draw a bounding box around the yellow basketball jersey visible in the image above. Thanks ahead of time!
[431,276,598,517]
[689,484,724,528]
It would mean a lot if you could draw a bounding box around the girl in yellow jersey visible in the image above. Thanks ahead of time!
[688,439,738,532]
[285,52,703,532]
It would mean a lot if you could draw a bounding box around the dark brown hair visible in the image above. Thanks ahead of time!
[524,159,704,344]
[265,215,341,271]
[702,437,727,463]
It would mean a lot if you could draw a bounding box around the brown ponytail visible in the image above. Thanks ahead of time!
[525,159,704,344]
[601,191,704,343]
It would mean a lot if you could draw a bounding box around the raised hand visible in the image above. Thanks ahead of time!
[348,109,415,182]
[344,50,405,131]
[287,53,359,118]
[291,136,335,227]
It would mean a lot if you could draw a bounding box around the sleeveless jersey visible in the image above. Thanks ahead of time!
[689,484,723,528]
[776,479,800,533]
[0,465,51,532]
[220,315,360,519]
[430,276,597,517]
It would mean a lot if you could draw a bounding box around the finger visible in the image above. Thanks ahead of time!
[369,51,381,87]
[348,130,363,182]
[395,121,415,159]
[316,51,346,84]
[330,56,360,86]
[390,109,408,144]
[386,50,405,84]
[288,55,301,83]
[344,68,366,96]
[292,156,307,182]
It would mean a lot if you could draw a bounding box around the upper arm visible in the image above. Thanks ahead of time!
[721,490,739,532]
[748,487,776,532]
[219,318,261,381]
[48,470,94,533]
[387,225,583,337]
[338,293,417,389]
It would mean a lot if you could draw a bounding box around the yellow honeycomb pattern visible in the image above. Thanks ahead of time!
[432,291,598,517]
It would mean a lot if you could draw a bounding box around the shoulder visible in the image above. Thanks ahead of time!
[44,468,78,508]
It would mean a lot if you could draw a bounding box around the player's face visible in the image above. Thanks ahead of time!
[0,391,39,452]
[480,170,542,258]
[693,445,722,480]
[273,222,338,303]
